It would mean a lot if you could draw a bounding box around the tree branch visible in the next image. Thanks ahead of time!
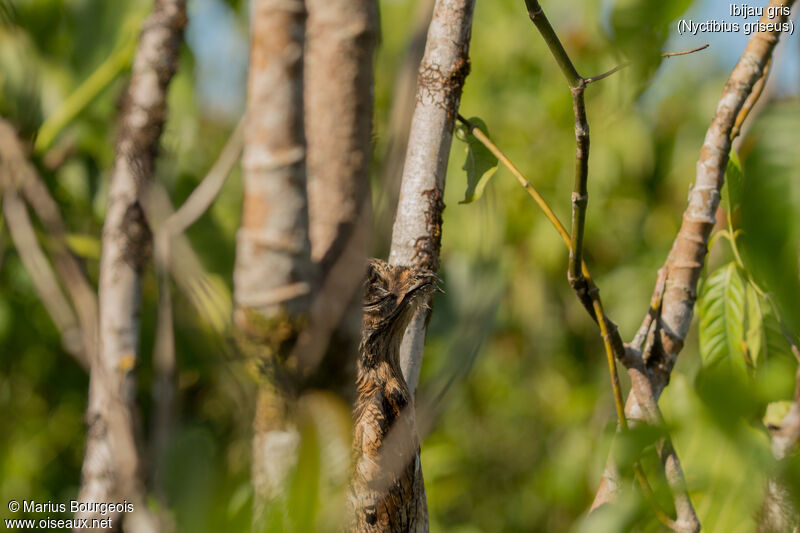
[77,1,186,531]
[389,0,476,395]
[1,190,84,361]
[592,0,796,524]
[0,120,99,368]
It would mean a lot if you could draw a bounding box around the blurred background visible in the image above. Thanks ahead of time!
[0,0,799,531]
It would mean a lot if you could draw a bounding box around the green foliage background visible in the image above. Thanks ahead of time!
[1,0,799,531]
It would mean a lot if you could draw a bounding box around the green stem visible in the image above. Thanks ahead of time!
[34,18,140,154]
[523,0,581,86]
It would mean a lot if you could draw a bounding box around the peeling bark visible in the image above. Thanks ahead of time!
[388,0,476,395]
[77,1,186,531]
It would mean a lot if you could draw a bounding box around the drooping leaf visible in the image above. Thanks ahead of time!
[455,117,499,204]
[698,263,746,368]
[722,149,743,227]
[744,282,763,368]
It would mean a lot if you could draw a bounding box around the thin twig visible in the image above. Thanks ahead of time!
[731,57,771,141]
[457,114,678,529]
[163,117,244,237]
[662,44,710,58]
[0,119,98,369]
[1,191,85,363]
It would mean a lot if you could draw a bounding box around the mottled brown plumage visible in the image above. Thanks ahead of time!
[349,259,439,533]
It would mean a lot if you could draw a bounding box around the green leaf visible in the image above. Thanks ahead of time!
[65,233,101,260]
[722,149,743,225]
[456,117,499,204]
[762,300,794,362]
[698,263,746,368]
[763,401,794,428]
[744,282,763,368]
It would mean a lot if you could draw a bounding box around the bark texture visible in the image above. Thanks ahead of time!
[300,0,378,391]
[388,0,476,395]
[350,259,438,533]
[77,1,185,531]
[592,1,795,519]
[374,0,435,249]
[233,0,313,527]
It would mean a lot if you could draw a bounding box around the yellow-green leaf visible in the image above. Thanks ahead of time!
[698,263,746,368]
[744,282,763,368]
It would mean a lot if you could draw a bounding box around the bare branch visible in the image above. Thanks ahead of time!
[77,0,186,530]
[374,0,436,250]
[389,0,476,395]
[163,117,244,237]
[0,119,99,370]
[662,43,710,58]
[1,191,84,362]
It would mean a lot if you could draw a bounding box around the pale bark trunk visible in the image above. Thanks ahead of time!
[374,0,435,250]
[233,0,313,527]
[300,0,378,393]
[77,1,186,531]
[591,1,795,518]
[388,0,476,395]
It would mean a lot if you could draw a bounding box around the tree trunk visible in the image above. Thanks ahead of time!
[233,0,313,528]
[300,0,378,396]
[76,1,185,532]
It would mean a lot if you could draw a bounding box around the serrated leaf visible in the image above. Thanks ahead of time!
[698,263,746,368]
[763,401,794,428]
[456,117,498,204]
[744,282,763,368]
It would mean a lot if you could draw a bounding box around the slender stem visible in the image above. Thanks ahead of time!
[458,114,681,530]
[523,0,581,86]
[568,82,589,285]
[662,43,710,58]
[34,15,141,154]
[730,56,771,141]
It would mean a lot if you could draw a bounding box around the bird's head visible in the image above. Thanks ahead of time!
[361,259,441,346]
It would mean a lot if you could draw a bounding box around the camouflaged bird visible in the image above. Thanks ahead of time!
[349,259,440,533]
